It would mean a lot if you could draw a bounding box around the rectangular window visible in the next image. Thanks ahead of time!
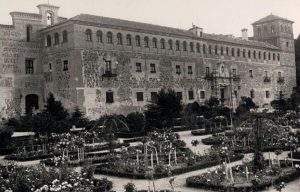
[106,91,114,103]
[136,62,142,72]
[150,63,156,73]
[249,70,253,78]
[188,66,193,75]
[200,91,205,99]
[49,63,52,71]
[63,60,68,71]
[250,90,255,99]
[25,59,34,74]
[136,92,144,102]
[176,92,183,100]
[188,90,194,100]
[232,69,237,77]
[205,67,210,76]
[151,92,158,102]
[105,60,112,73]
[175,65,181,75]
[266,91,270,99]
[234,90,238,98]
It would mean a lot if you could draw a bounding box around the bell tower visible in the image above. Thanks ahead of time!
[252,14,294,52]
[37,4,60,26]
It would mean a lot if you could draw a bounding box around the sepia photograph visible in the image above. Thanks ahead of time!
[0,0,299,191]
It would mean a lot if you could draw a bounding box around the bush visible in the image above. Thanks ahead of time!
[93,178,113,192]
[126,112,146,133]
[124,182,136,192]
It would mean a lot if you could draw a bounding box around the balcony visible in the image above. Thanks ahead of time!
[264,76,271,83]
[232,75,240,82]
[277,77,285,84]
[102,70,117,78]
[204,73,214,80]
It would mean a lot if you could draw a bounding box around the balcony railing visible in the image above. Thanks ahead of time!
[102,70,117,78]
[277,77,285,84]
[263,76,271,83]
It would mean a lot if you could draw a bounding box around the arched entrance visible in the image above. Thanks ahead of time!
[25,94,39,113]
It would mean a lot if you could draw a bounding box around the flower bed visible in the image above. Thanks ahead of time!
[186,161,300,191]
[5,142,129,161]
[94,154,244,179]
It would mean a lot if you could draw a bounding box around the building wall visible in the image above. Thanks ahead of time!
[0,4,297,119]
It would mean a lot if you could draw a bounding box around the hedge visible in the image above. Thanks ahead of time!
[94,154,244,179]
[186,161,300,191]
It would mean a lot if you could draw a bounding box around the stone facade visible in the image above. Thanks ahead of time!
[0,4,296,119]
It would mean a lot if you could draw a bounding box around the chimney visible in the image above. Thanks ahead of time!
[241,28,248,40]
[189,25,203,37]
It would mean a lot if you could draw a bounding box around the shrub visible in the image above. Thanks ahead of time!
[124,182,136,192]
[93,178,113,192]
[126,112,145,133]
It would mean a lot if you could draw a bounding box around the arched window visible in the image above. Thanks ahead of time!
[190,42,194,52]
[203,44,206,54]
[196,43,200,53]
[273,53,276,60]
[268,52,271,60]
[54,33,59,45]
[144,36,149,47]
[175,40,180,51]
[135,35,141,46]
[46,35,51,47]
[46,12,54,26]
[26,25,32,42]
[96,30,102,43]
[126,34,132,46]
[214,45,218,55]
[253,50,256,59]
[183,41,187,51]
[248,50,251,58]
[258,51,261,59]
[85,29,92,41]
[277,53,280,61]
[263,52,266,60]
[226,47,229,55]
[160,38,165,49]
[250,89,255,99]
[237,48,240,57]
[208,45,212,54]
[168,39,173,50]
[152,37,157,48]
[117,33,122,45]
[107,32,113,44]
[62,30,68,43]
[243,49,246,58]
[231,48,235,57]
[220,46,224,55]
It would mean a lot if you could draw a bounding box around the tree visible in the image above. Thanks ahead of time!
[145,89,182,130]
[271,94,287,111]
[205,97,220,107]
[125,112,145,133]
[44,93,69,120]
[32,93,71,134]
[0,123,13,148]
[235,97,257,120]
[69,106,89,128]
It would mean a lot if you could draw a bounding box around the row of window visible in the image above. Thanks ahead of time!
[133,62,194,75]
[250,90,273,99]
[25,59,69,74]
[83,29,280,61]
[104,90,205,104]
[45,30,68,47]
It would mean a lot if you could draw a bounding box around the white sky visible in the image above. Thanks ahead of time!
[0,0,299,38]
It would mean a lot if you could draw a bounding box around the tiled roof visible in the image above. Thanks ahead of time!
[67,14,279,50]
[253,14,293,24]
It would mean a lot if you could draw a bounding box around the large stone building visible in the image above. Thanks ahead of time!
[0,4,296,119]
